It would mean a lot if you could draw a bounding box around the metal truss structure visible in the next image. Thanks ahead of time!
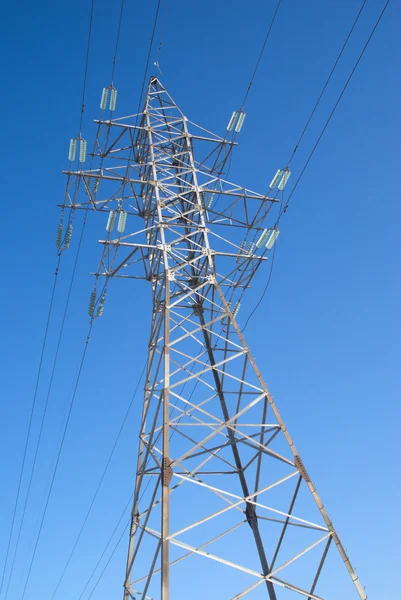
[60,77,366,600]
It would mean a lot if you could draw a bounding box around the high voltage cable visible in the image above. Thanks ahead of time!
[14,1,389,595]
[135,0,162,119]
[277,0,391,222]
[76,498,131,600]
[0,257,60,596]
[242,230,278,332]
[75,7,391,589]
[7,0,132,590]
[84,520,131,600]
[244,0,391,329]
[213,0,282,178]
[3,216,89,600]
[66,4,391,589]
[111,0,126,83]
[86,522,130,600]
[60,0,281,580]
[286,0,368,166]
[240,0,282,109]
[43,4,163,596]
[1,2,98,595]
[49,361,147,599]
[227,0,365,182]
[19,323,93,600]
[79,0,95,133]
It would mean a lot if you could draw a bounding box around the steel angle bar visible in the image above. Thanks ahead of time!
[168,350,248,390]
[268,576,325,600]
[173,474,328,531]
[132,521,245,586]
[269,533,332,579]
[167,472,300,542]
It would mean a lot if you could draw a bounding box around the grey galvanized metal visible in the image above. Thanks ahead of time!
[61,77,366,600]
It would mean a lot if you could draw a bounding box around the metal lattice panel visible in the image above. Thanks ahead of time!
[61,77,365,600]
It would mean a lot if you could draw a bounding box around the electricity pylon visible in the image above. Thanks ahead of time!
[61,77,366,600]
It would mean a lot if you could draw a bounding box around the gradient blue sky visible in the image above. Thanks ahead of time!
[0,0,399,599]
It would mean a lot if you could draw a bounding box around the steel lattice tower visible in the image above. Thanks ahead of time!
[62,78,366,600]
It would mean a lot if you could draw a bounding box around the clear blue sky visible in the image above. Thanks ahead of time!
[0,0,399,599]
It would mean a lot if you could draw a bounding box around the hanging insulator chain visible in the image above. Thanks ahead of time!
[96,292,106,317]
[68,139,77,162]
[64,224,73,250]
[269,169,283,190]
[83,176,91,195]
[100,88,109,111]
[227,109,246,133]
[236,240,247,263]
[56,222,63,248]
[256,228,270,248]
[117,210,127,233]
[106,211,116,232]
[205,193,214,209]
[79,139,87,163]
[88,290,97,316]
[235,110,246,133]
[232,301,241,318]
[110,87,118,111]
[278,168,291,190]
[269,167,291,190]
[227,111,238,132]
[266,228,280,249]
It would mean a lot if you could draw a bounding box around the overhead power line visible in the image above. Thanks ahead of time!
[79,0,95,133]
[286,0,368,166]
[27,4,163,597]
[111,0,126,83]
[76,499,132,600]
[19,323,93,600]
[86,521,130,600]
[135,0,162,119]
[2,2,101,594]
[244,0,391,328]
[214,0,282,179]
[0,257,60,596]
[278,0,391,221]
[241,0,282,109]
[3,217,89,600]
[49,361,147,599]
